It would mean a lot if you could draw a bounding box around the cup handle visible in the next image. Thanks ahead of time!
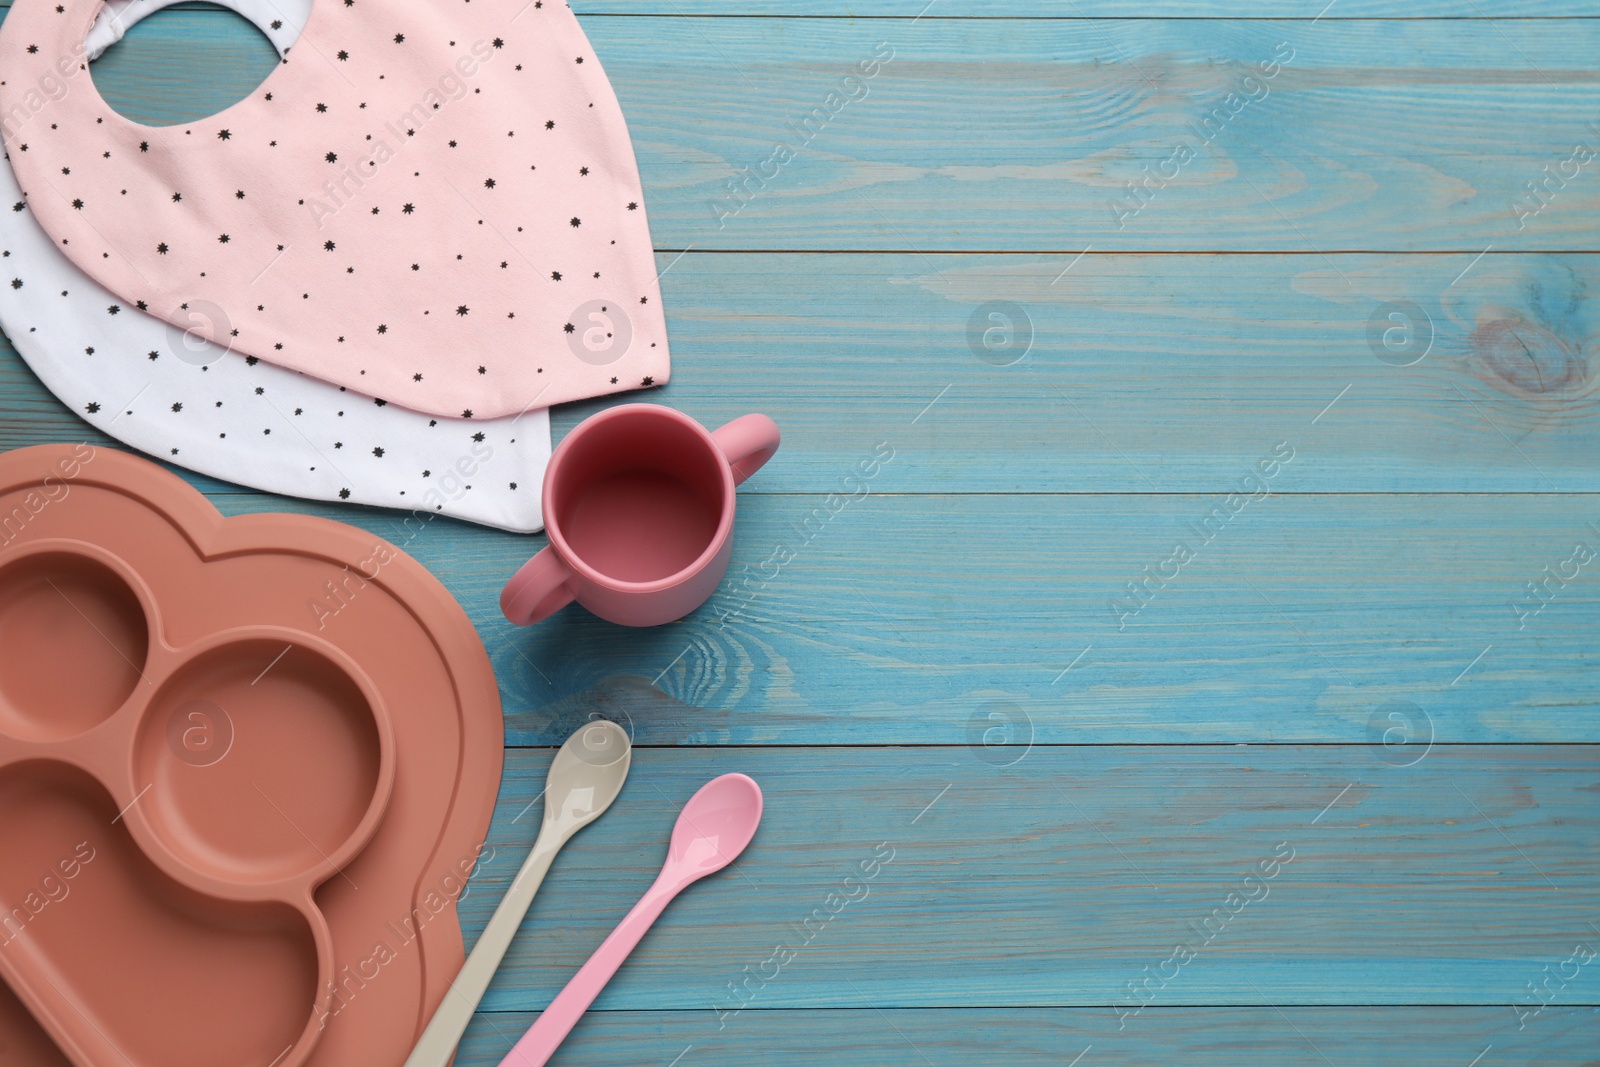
[500,546,577,626]
[710,414,781,486]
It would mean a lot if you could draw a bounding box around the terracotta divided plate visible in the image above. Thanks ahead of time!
[0,445,504,1067]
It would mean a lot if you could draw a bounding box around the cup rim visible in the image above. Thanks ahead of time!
[541,404,736,593]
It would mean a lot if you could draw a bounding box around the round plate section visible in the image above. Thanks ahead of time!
[0,551,149,742]
[133,638,386,886]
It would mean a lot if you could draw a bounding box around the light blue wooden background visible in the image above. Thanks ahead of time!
[0,1,1597,1063]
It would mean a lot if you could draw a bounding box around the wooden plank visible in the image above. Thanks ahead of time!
[61,13,1600,250]
[400,485,1600,745]
[452,1007,1598,1067]
[393,492,1600,746]
[440,747,1600,1011]
[598,250,1600,494]
[604,16,1600,251]
[3,252,1598,495]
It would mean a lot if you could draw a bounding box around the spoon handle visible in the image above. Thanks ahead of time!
[405,832,563,1067]
[495,881,678,1067]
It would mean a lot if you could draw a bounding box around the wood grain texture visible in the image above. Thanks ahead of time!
[2,251,1597,494]
[138,487,1596,746]
[67,13,1600,250]
[442,747,1600,1011]
[583,16,1600,252]
[451,1007,1599,1067]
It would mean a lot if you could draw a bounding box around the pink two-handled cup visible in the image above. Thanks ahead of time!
[501,404,780,627]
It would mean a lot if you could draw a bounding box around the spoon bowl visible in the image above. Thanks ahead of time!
[663,772,763,885]
[544,719,633,834]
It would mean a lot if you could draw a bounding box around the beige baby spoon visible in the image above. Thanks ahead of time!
[404,719,632,1067]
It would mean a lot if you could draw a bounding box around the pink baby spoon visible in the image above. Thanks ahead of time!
[496,773,764,1067]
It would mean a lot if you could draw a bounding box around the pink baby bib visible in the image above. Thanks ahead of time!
[0,0,669,420]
